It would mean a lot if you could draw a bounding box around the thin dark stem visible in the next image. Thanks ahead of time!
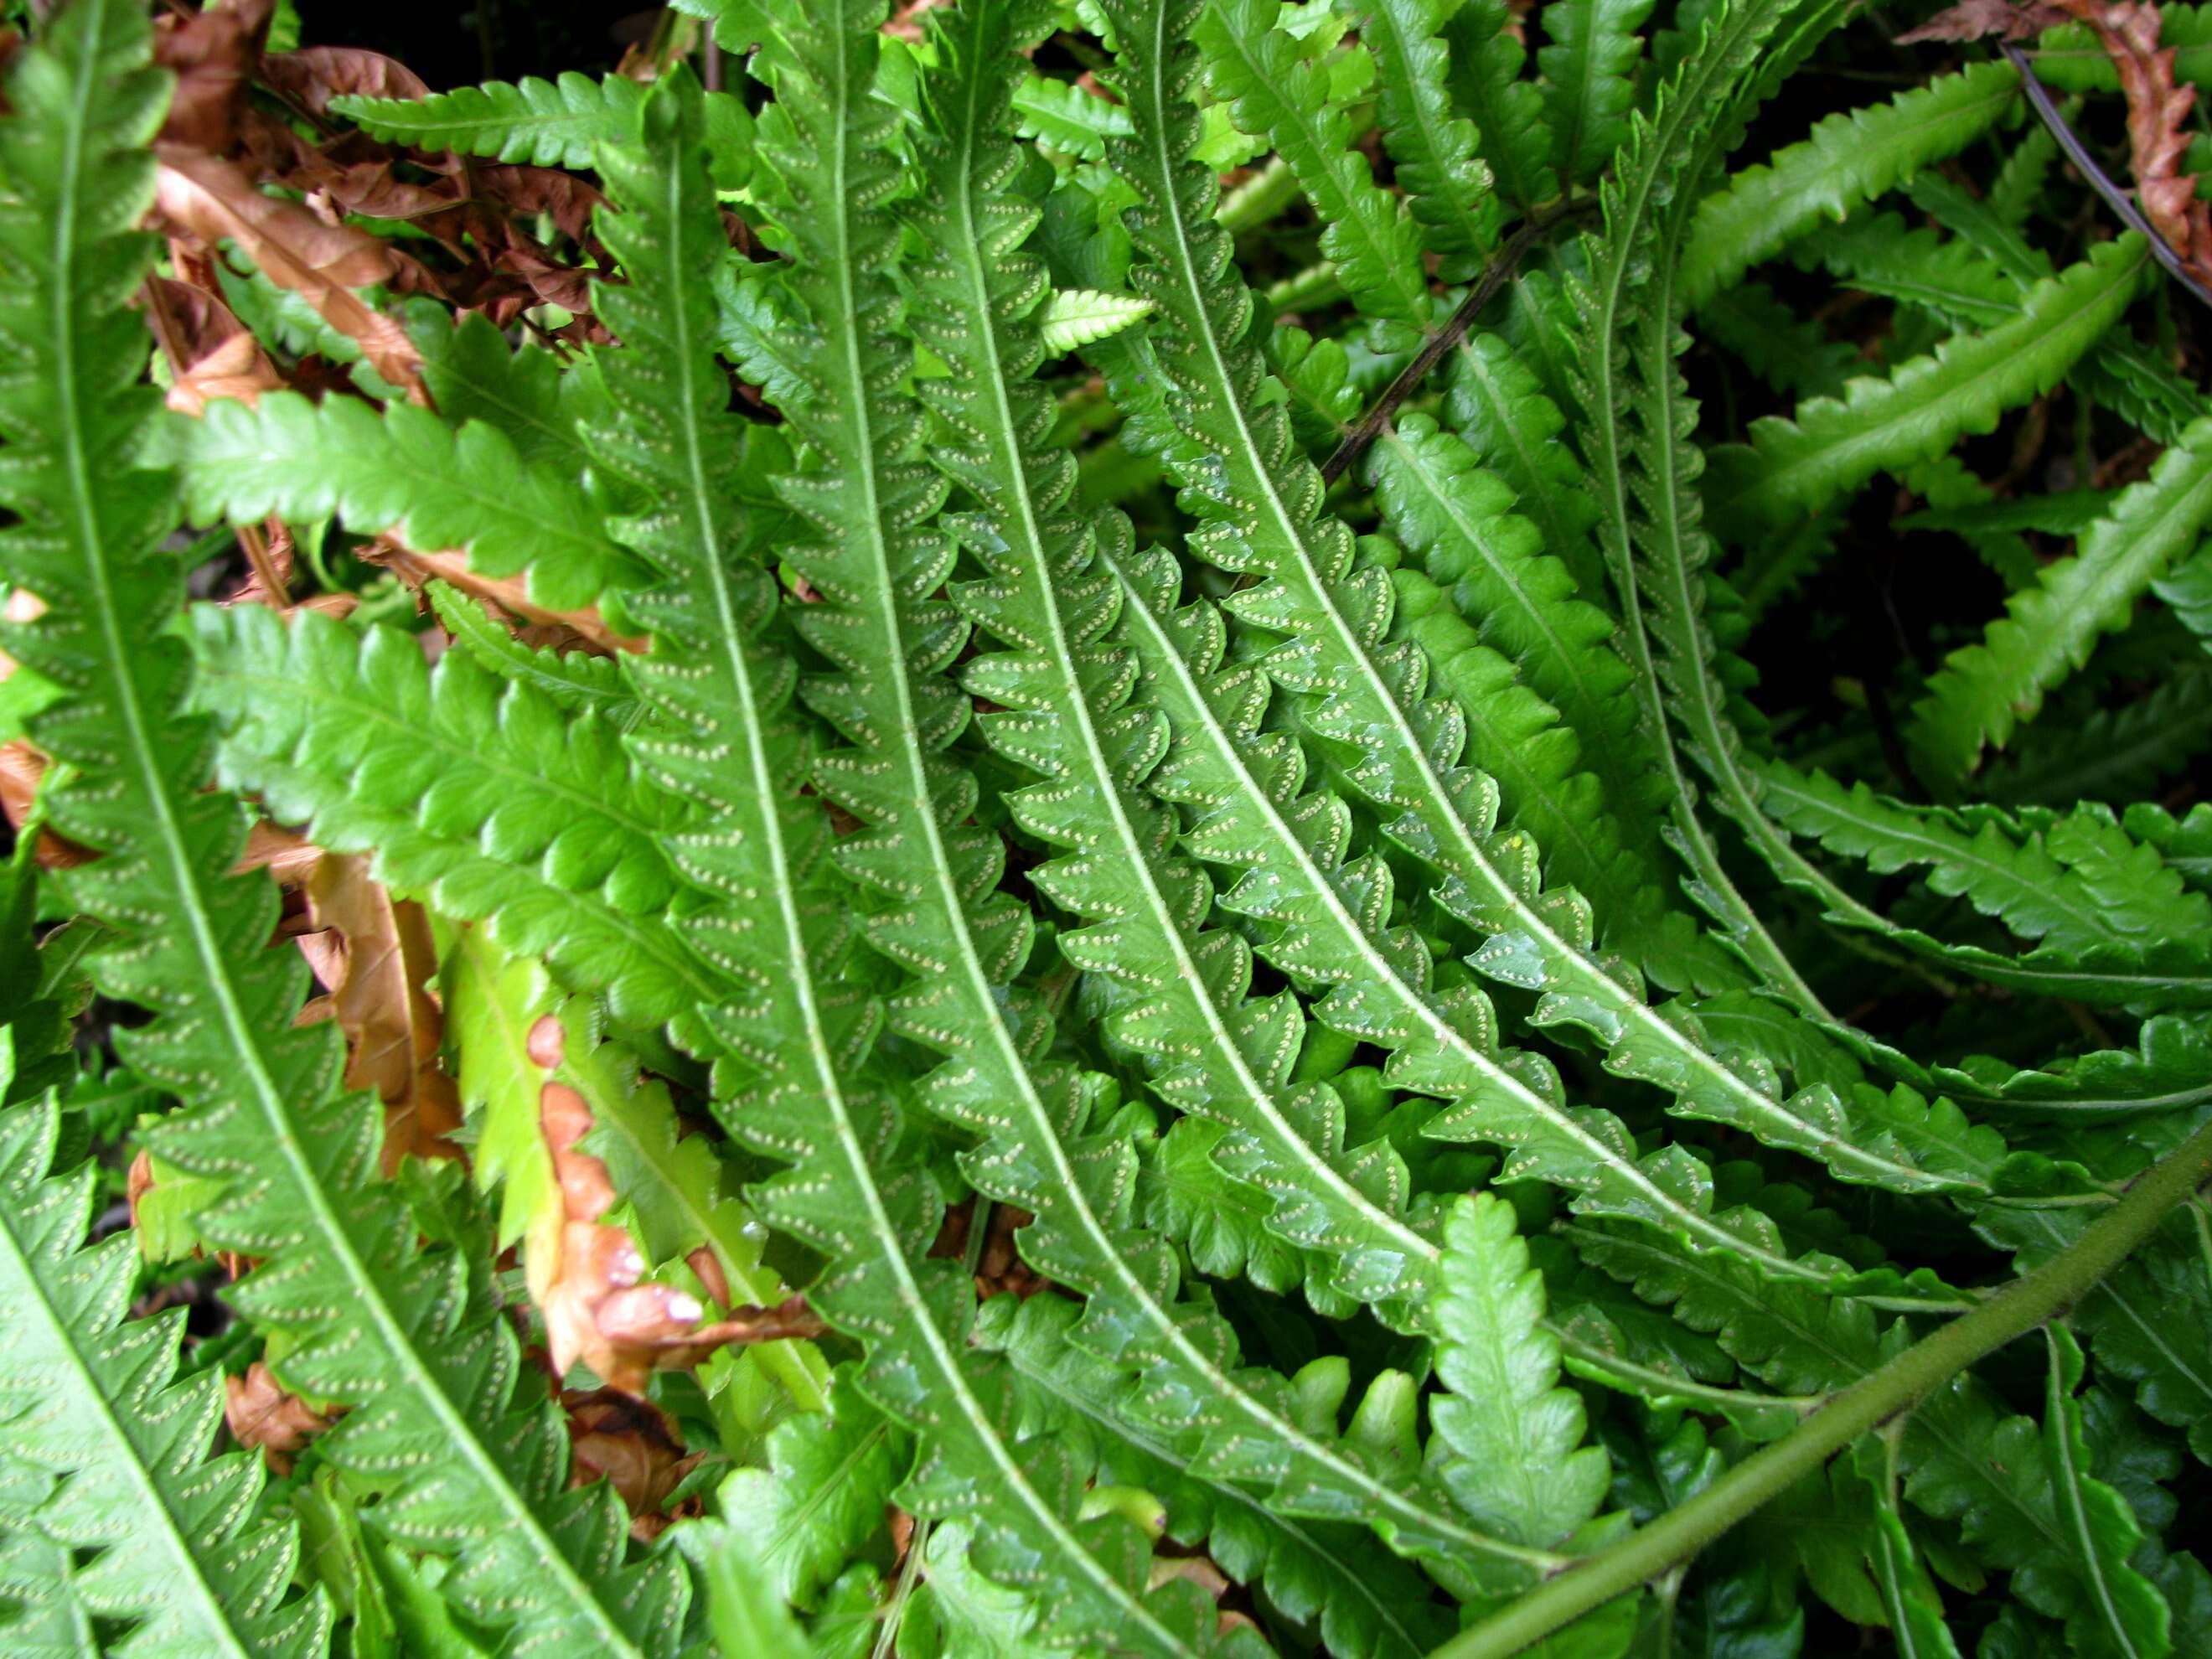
[1319,217,1546,487]
[2004,41,2212,312]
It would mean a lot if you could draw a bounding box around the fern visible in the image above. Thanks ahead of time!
[1193,0,1435,338]
[587,44,1228,1650]
[1538,0,1656,189]
[1910,417,2212,776]
[1705,238,2148,538]
[333,72,651,167]
[180,392,646,612]
[1428,1195,1609,1547]
[1755,762,2212,966]
[18,0,2212,1650]
[1441,0,1556,212]
[890,8,1566,1595]
[1341,0,1497,280]
[192,605,713,1026]
[1677,60,2022,310]
[0,6,686,1648]
[0,1093,330,1656]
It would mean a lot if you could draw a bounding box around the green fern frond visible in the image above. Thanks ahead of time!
[1905,1016,2212,1122]
[1706,238,2147,538]
[981,1292,1455,1656]
[0,8,686,1646]
[1988,1202,2212,1472]
[333,70,752,184]
[0,1092,331,1657]
[1101,0,1972,1283]
[2153,541,2212,653]
[1755,762,2212,966]
[1444,328,1607,597]
[191,606,713,1026]
[1340,0,1497,279]
[406,305,609,477]
[718,1369,909,1612]
[908,0,1442,1326]
[1910,415,2212,778]
[1192,0,1434,337]
[1441,0,1556,213]
[1677,60,2020,310]
[897,7,1570,1591]
[426,582,640,719]
[1369,415,1698,981]
[180,392,646,612]
[1429,1194,1610,1548]
[334,71,644,163]
[1538,0,1656,188]
[589,53,1231,1652]
[1013,71,1134,157]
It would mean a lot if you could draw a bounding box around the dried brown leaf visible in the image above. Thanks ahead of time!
[563,1388,704,1542]
[2070,0,2212,271]
[1898,0,2066,43]
[152,146,426,401]
[258,45,430,116]
[296,853,463,1169]
[166,328,287,417]
[521,1019,824,1394]
[152,0,272,152]
[366,543,644,653]
[224,1361,332,1474]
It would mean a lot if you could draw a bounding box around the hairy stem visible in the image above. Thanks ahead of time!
[1429,1110,2212,1658]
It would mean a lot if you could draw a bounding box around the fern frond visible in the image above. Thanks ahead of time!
[1677,61,2021,309]
[718,1369,910,1611]
[1341,0,1497,279]
[898,5,1565,1589]
[181,392,645,612]
[1571,0,2212,1025]
[1909,1015,2212,1122]
[1987,1202,2212,1471]
[588,55,1229,1652]
[1444,328,1607,597]
[333,71,752,183]
[1013,71,1135,157]
[0,8,685,1646]
[1706,237,2147,538]
[982,1293,1455,1656]
[406,306,607,477]
[1538,0,1656,189]
[1429,1194,1610,1548]
[1910,414,2212,777]
[191,606,714,1026]
[1441,0,1556,213]
[1388,565,1740,995]
[1565,0,1849,1014]
[2154,540,2212,652]
[2039,1328,2173,1656]
[1755,762,2212,965]
[1192,0,1434,337]
[1102,0,1975,1227]
[907,0,1442,1323]
[0,1093,330,1657]
[426,582,639,719]
[1368,416,1682,938]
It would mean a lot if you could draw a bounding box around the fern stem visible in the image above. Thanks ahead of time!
[1320,214,1546,486]
[1429,1109,2212,1659]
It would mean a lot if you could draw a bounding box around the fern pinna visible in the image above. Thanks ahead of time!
[7,0,2212,1652]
